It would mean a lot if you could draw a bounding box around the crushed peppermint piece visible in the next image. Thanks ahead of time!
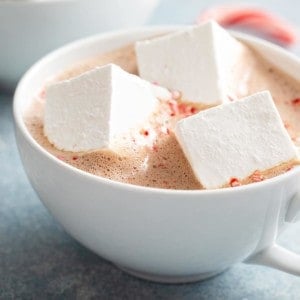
[250,170,264,182]
[229,178,241,187]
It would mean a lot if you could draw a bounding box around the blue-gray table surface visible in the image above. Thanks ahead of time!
[1,0,300,299]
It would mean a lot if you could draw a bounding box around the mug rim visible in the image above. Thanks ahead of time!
[13,25,300,196]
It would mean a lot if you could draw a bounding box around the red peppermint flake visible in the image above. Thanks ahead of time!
[167,99,198,117]
[178,103,189,114]
[229,177,241,187]
[178,103,198,117]
[56,155,65,161]
[72,156,78,161]
[190,107,197,114]
[250,170,264,182]
[292,98,300,106]
[140,129,149,136]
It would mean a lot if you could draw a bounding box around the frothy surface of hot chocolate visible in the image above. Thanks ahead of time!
[24,43,300,189]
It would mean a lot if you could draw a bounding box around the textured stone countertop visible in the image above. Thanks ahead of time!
[1,0,300,299]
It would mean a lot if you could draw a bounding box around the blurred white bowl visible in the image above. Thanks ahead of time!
[0,0,159,89]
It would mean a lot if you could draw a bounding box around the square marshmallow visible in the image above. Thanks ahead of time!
[135,20,247,105]
[175,91,299,189]
[44,64,170,152]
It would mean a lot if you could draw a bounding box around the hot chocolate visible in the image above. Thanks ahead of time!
[24,43,300,190]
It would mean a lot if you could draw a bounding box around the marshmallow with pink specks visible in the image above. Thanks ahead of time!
[44,63,170,152]
[135,20,248,105]
[175,91,299,189]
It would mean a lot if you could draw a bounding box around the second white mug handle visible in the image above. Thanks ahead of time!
[246,192,300,276]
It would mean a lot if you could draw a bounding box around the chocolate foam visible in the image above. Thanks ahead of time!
[24,42,300,190]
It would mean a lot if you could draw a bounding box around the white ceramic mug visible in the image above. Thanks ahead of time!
[13,27,300,283]
[0,0,159,89]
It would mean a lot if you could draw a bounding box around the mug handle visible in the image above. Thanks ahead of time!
[246,192,300,276]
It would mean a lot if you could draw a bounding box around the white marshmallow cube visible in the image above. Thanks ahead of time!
[44,63,166,152]
[175,91,299,189]
[136,20,247,105]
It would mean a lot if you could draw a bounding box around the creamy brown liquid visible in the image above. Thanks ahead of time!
[24,43,300,190]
